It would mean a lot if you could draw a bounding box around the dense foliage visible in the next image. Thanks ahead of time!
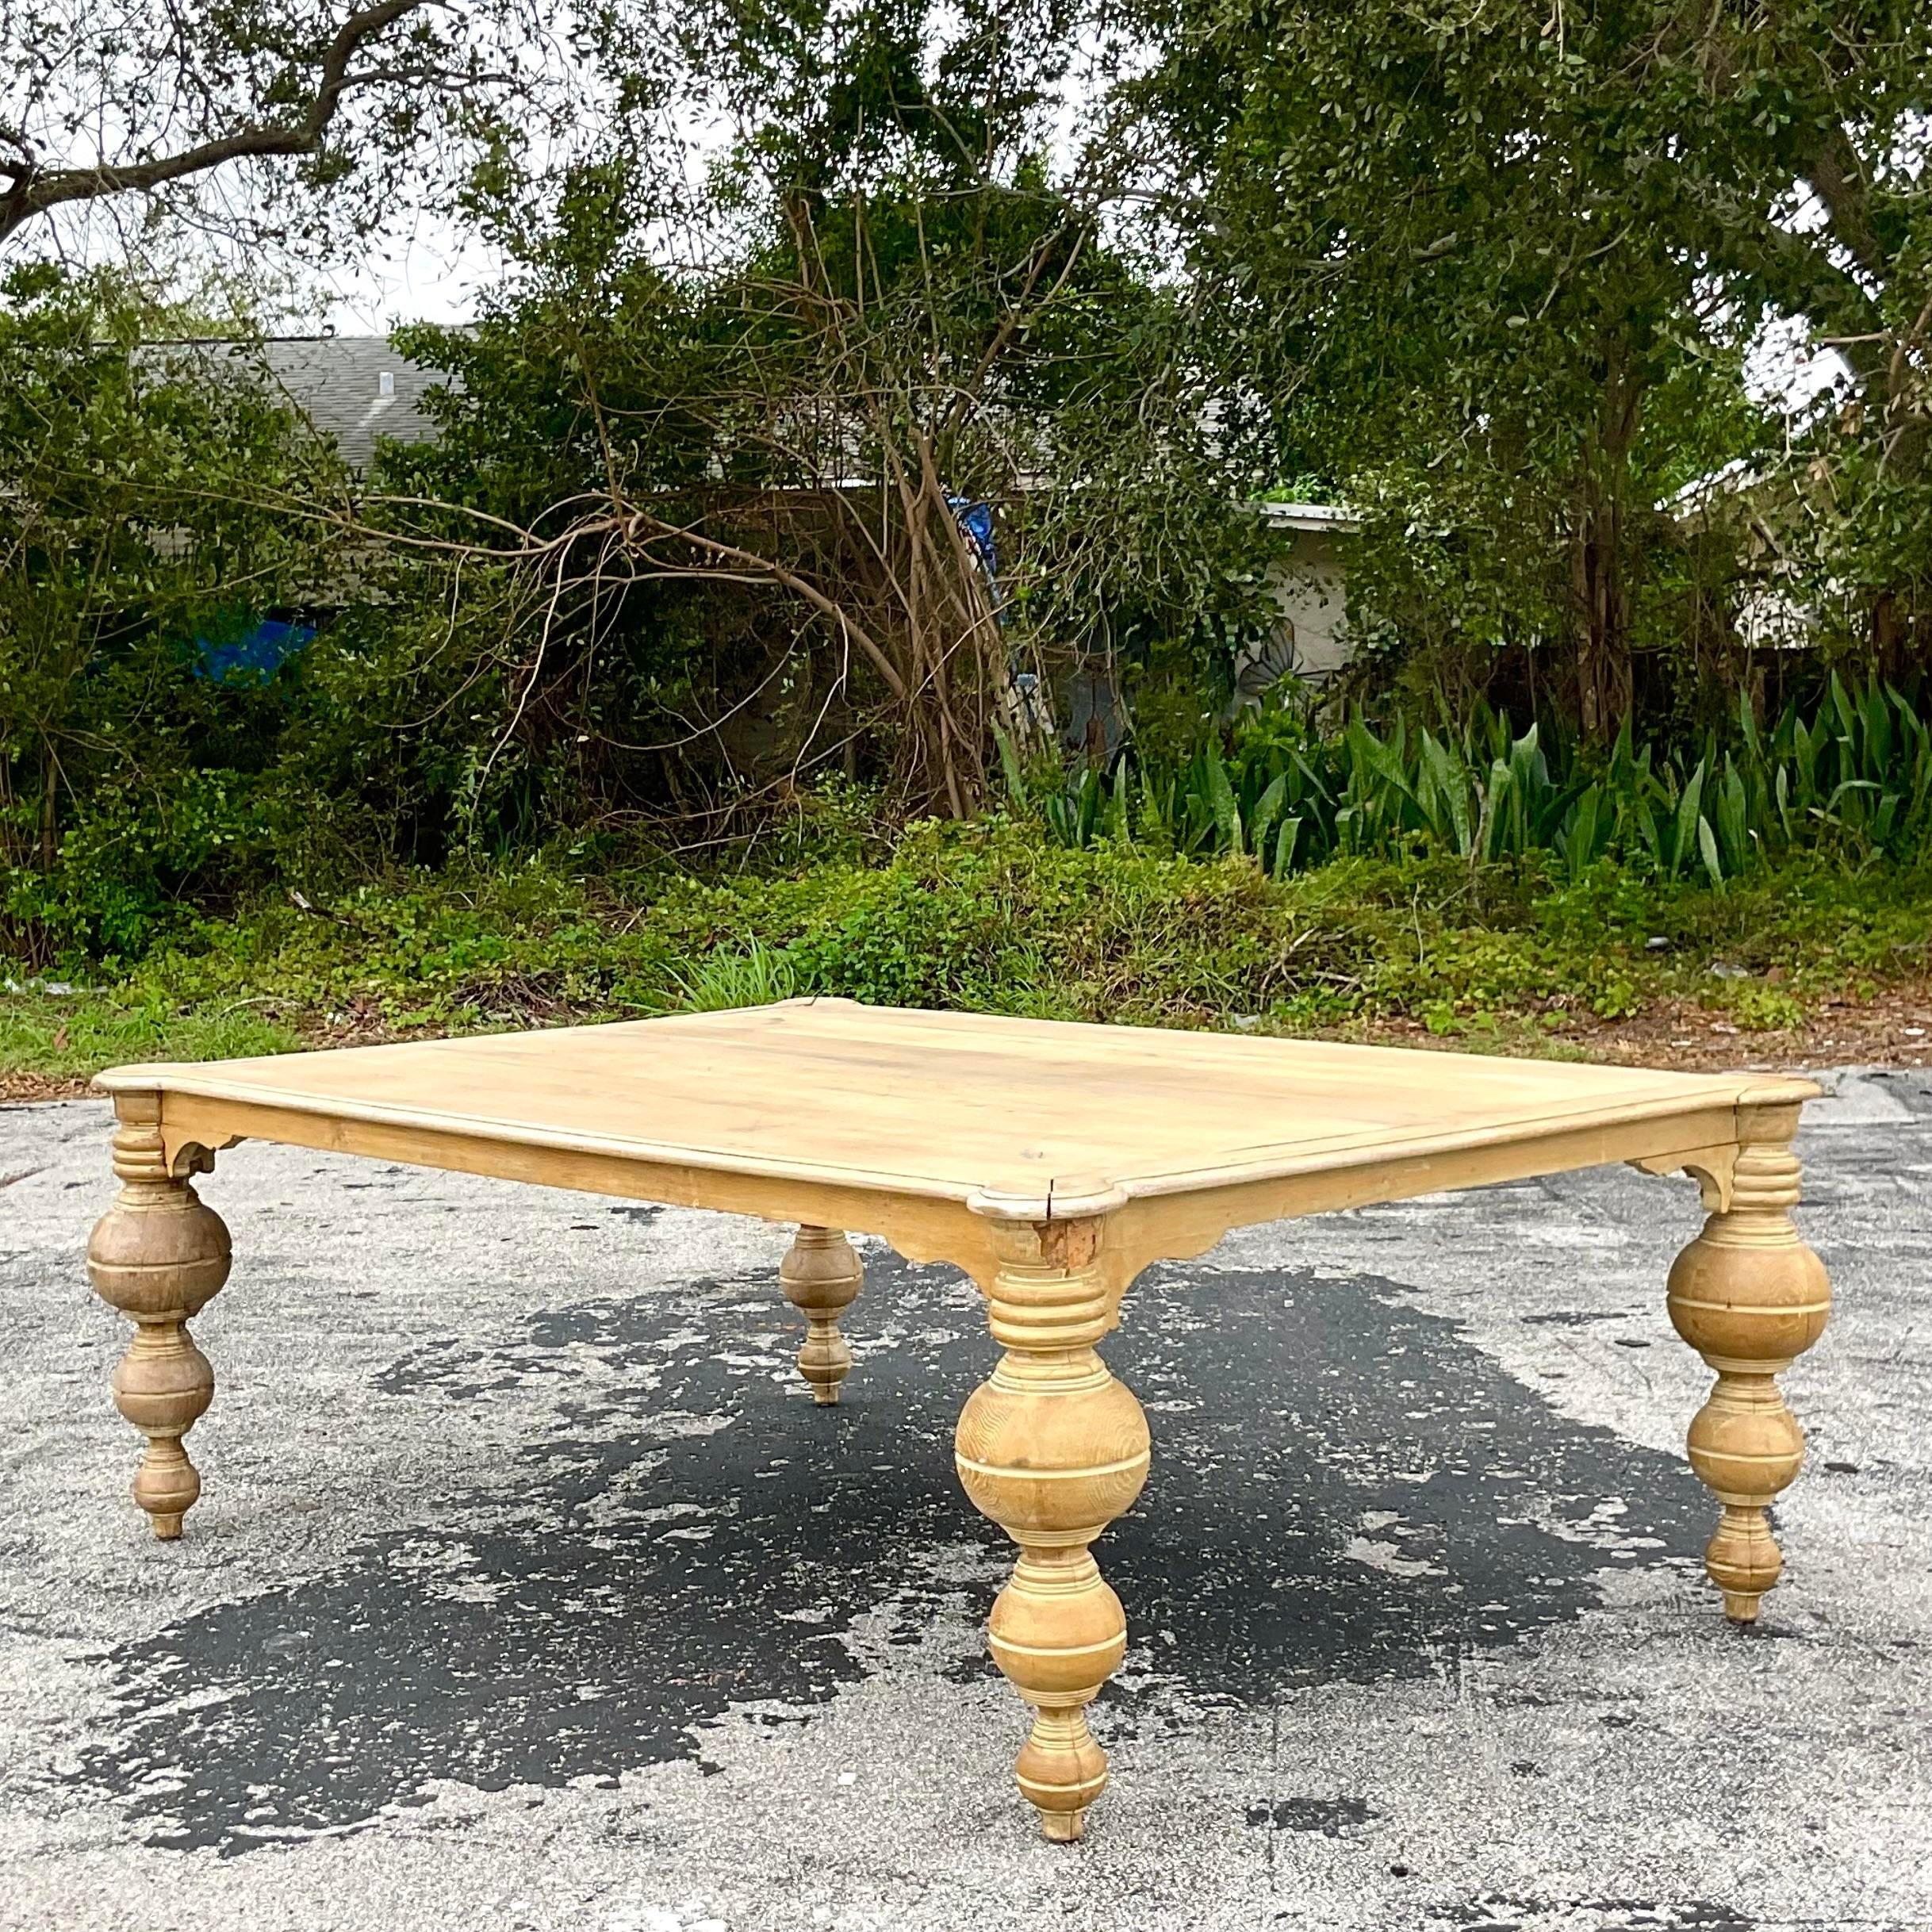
[0,266,347,959]
[2,0,1931,1014]
[372,142,1272,830]
[10,818,1931,1088]
[1134,0,1932,721]
[1030,676,1932,887]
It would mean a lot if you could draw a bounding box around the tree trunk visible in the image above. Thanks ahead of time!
[1870,588,1918,686]
[39,743,58,873]
[1570,358,1643,739]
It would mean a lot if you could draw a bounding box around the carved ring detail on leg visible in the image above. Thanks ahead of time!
[86,1097,232,1539]
[780,1225,864,1404]
[955,1209,1148,1842]
[1666,1113,1830,1623]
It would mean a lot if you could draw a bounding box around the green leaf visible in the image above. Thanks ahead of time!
[1272,814,1301,877]
[1203,740,1242,855]
[1696,815,1723,891]
[1250,771,1288,859]
[1672,762,1707,876]
[991,723,1026,803]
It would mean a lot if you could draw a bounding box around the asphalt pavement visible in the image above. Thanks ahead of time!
[2,1070,1927,1931]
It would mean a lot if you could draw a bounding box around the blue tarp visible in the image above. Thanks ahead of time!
[947,496,998,582]
[193,619,316,684]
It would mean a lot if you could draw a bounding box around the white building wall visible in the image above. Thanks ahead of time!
[1268,527,1352,680]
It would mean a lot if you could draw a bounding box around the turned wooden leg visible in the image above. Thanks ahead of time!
[1666,1106,1830,1623]
[954,1201,1148,1842]
[780,1225,863,1404]
[86,1094,232,1539]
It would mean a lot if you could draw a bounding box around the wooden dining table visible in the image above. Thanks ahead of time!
[87,998,1832,1842]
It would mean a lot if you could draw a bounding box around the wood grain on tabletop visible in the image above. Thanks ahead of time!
[93,997,1815,1202]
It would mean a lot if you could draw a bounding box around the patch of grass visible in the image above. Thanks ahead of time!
[6,819,1930,1083]
[0,986,298,1079]
[664,939,801,1012]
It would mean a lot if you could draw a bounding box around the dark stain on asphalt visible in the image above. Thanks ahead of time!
[76,1252,1712,1853]
[1244,1796,1372,1835]
[1432,1902,1756,1931]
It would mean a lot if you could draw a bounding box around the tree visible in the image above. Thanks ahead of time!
[1135,0,1780,732]
[0,263,345,957]
[1136,0,1932,724]
[361,0,1269,824]
[0,0,562,255]
[1671,2,1932,666]
[1667,2,1932,478]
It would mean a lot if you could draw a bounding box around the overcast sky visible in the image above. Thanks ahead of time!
[304,199,1848,432]
[309,224,506,332]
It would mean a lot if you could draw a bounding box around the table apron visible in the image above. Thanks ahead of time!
[1108,1106,1746,1278]
[151,1091,1750,1290]
[154,1091,1002,1276]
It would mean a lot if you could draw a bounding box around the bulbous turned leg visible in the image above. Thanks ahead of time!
[780,1225,863,1404]
[86,1095,232,1539]
[1666,1110,1830,1624]
[954,1206,1148,1842]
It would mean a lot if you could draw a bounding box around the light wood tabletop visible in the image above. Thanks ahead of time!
[94,995,1813,1225]
[85,999,1834,1842]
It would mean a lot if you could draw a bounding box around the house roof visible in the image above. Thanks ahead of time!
[147,334,456,471]
[251,335,453,470]
[1250,499,1362,535]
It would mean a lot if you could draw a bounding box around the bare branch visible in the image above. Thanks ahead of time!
[0,0,437,243]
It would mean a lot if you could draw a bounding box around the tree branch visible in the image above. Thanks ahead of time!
[0,0,436,243]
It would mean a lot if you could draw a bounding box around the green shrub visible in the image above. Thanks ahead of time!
[0,265,349,966]
[16,817,1930,1087]
[1029,675,1932,889]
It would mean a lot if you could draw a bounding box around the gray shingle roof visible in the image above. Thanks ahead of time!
[144,333,457,472]
[248,335,453,471]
